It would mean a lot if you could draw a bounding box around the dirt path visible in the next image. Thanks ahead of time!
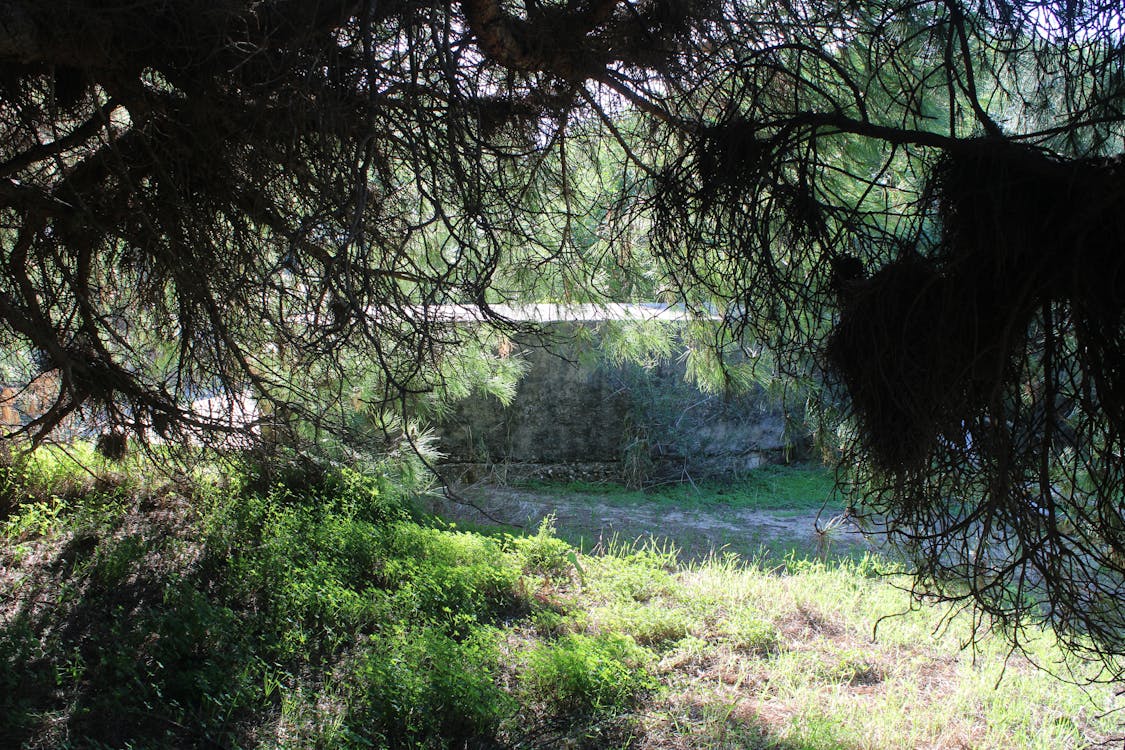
[425,485,878,561]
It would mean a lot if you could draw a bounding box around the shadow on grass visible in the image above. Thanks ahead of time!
[637,691,866,750]
[0,524,267,749]
[0,485,523,750]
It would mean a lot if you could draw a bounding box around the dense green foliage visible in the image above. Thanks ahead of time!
[0,451,657,748]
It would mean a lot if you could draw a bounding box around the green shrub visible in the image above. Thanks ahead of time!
[381,523,524,629]
[2,497,66,538]
[586,548,680,603]
[521,632,656,717]
[348,625,514,746]
[514,515,574,579]
[532,606,579,637]
[1,444,132,540]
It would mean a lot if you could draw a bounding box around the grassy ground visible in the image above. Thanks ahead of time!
[511,463,838,513]
[440,463,865,562]
[0,448,1119,749]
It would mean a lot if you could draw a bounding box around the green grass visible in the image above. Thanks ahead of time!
[514,462,837,514]
[471,462,853,562]
[0,449,1118,749]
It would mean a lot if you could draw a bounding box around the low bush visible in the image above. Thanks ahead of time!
[513,514,574,579]
[346,625,515,746]
[521,632,657,718]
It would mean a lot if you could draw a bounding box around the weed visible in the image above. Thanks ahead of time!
[514,514,574,579]
[2,497,65,538]
[0,451,1119,750]
[819,647,884,685]
[347,625,515,746]
[521,632,657,718]
[720,611,782,656]
[593,600,696,648]
[532,606,578,637]
[585,544,680,603]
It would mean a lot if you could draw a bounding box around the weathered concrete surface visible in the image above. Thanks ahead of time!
[438,346,632,464]
[434,327,806,481]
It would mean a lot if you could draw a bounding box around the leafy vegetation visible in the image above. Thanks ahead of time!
[0,450,1118,748]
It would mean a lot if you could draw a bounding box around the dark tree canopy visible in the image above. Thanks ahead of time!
[4,0,1125,666]
[0,0,680,442]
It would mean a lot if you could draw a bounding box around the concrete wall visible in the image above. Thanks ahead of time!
[435,326,806,482]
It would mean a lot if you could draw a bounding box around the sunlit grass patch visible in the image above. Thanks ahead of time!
[514,462,837,514]
[520,632,658,716]
[631,551,1119,750]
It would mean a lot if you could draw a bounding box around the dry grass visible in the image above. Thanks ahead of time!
[567,551,1122,749]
